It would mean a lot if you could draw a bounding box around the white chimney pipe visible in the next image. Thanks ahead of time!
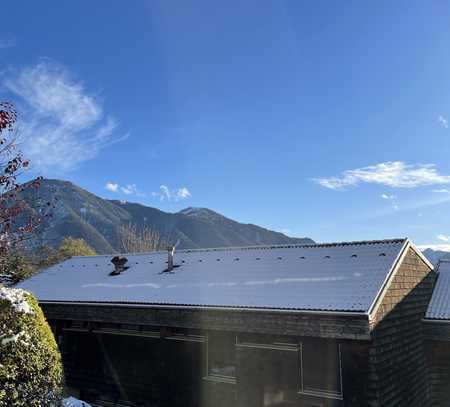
[167,246,175,271]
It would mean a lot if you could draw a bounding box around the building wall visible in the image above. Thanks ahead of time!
[236,339,370,407]
[60,328,212,407]
[50,319,371,407]
[425,340,450,407]
[423,322,450,407]
[367,248,435,407]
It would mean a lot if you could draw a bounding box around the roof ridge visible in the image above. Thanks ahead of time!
[69,238,407,258]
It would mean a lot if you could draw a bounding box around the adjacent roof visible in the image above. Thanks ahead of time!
[426,260,450,320]
[17,239,416,313]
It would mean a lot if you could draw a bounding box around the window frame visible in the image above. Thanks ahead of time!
[298,342,343,400]
[236,334,300,352]
[203,331,237,384]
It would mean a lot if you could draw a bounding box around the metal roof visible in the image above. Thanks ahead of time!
[426,260,450,320]
[17,239,410,313]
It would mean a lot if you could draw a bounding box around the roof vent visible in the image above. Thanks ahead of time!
[165,245,177,272]
[162,244,181,273]
[379,253,386,257]
[110,256,129,276]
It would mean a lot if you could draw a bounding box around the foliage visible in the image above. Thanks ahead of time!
[0,102,54,285]
[55,237,96,259]
[40,237,96,269]
[2,251,34,285]
[118,222,167,253]
[0,287,63,406]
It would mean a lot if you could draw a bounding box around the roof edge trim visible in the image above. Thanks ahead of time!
[409,240,434,270]
[68,238,408,259]
[38,300,369,317]
[367,238,410,319]
[367,239,434,320]
[422,318,450,323]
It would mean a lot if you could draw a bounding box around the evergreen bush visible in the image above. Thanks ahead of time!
[0,287,63,406]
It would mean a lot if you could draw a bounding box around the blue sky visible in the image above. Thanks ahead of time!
[2,1,450,248]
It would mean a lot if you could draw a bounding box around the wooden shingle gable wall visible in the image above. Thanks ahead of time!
[366,246,436,407]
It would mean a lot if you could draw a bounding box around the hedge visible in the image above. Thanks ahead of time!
[0,287,63,406]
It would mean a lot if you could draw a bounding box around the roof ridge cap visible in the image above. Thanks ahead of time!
[68,238,408,258]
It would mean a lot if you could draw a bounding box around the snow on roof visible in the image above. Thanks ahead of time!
[17,239,410,313]
[426,260,450,320]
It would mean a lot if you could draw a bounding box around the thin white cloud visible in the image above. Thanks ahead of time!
[121,184,135,195]
[159,185,172,201]
[439,115,449,129]
[152,185,191,202]
[433,189,450,193]
[104,181,144,197]
[0,34,16,49]
[105,182,119,192]
[313,161,450,190]
[120,184,145,197]
[3,61,127,172]
[176,187,191,200]
[438,234,450,242]
[381,193,396,200]
[381,193,399,210]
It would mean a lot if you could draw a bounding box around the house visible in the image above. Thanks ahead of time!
[17,238,436,407]
[423,260,450,407]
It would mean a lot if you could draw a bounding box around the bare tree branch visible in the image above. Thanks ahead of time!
[118,223,168,253]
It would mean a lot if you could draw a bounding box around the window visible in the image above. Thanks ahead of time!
[236,334,300,407]
[205,331,236,382]
[300,339,342,399]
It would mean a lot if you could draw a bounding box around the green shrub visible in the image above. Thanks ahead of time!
[0,287,63,406]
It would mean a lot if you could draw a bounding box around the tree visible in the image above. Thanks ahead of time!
[118,223,167,253]
[0,102,63,406]
[56,237,96,259]
[40,237,96,269]
[0,287,63,406]
[0,102,53,286]
[2,252,34,286]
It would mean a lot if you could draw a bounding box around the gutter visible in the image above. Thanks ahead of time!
[422,318,450,324]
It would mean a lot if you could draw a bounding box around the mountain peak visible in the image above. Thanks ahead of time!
[179,207,215,215]
[20,179,314,253]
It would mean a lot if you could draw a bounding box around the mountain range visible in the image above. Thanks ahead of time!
[421,248,450,266]
[22,179,314,254]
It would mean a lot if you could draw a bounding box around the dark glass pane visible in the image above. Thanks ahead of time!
[237,347,299,407]
[208,331,236,378]
[303,339,341,395]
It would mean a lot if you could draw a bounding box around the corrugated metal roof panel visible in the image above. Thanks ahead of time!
[17,239,407,313]
[426,260,450,320]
